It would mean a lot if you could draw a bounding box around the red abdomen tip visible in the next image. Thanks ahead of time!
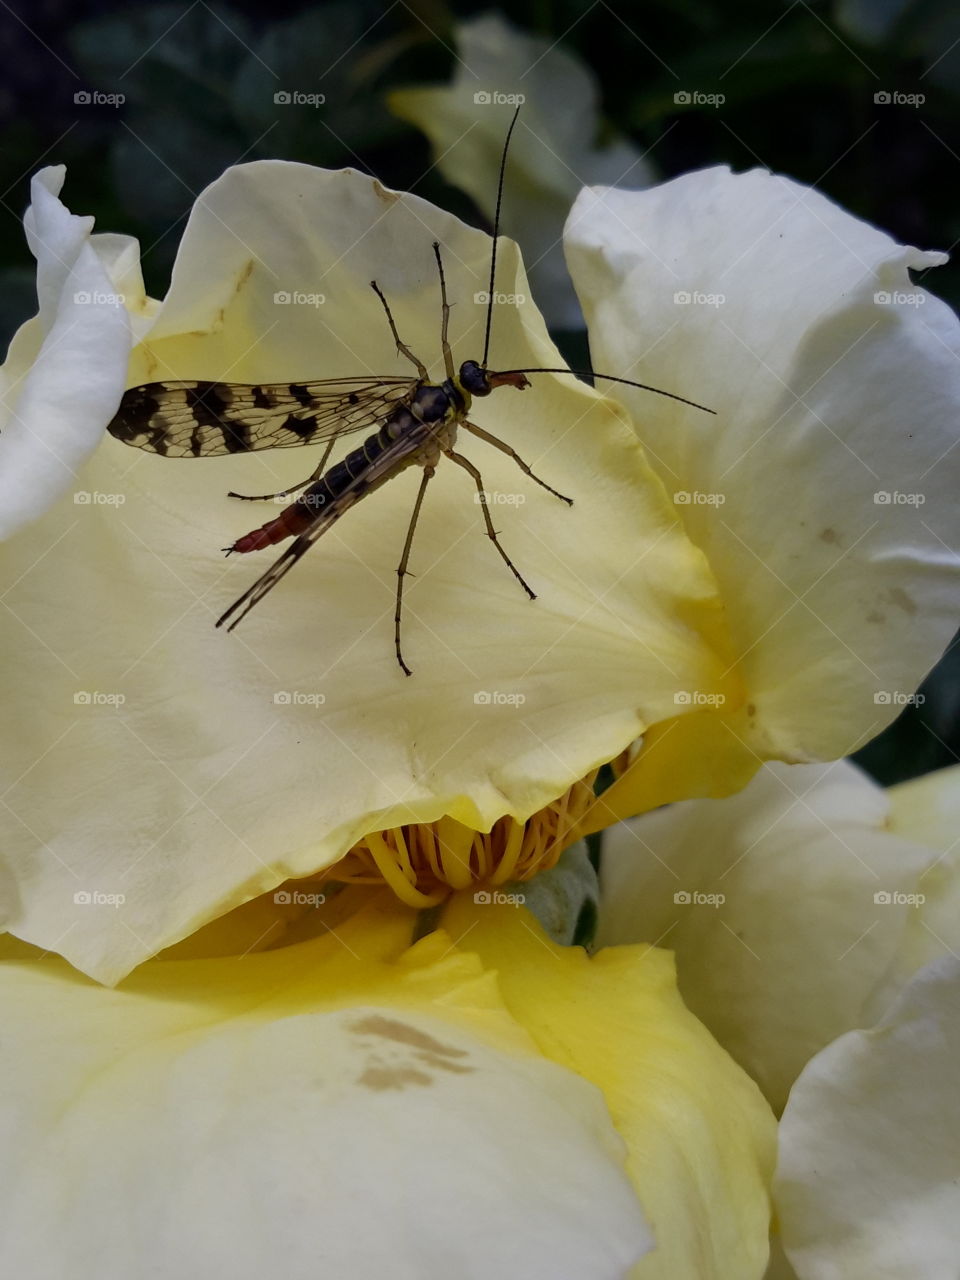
[231,527,276,553]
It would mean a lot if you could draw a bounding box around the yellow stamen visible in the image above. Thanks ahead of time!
[328,773,598,904]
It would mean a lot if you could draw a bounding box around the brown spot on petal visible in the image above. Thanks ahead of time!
[886,587,917,616]
[414,1051,473,1075]
[350,1014,469,1061]
[372,178,399,205]
[820,527,840,544]
[867,610,886,624]
[235,259,254,292]
[359,1065,432,1091]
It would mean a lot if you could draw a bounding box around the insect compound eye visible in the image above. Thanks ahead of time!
[459,360,491,396]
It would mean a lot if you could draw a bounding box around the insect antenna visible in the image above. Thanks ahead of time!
[481,104,521,370]
[497,368,716,414]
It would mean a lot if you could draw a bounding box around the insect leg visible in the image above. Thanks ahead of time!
[461,420,573,505]
[395,464,435,676]
[444,448,536,601]
[432,242,455,380]
[227,436,338,502]
[370,280,428,379]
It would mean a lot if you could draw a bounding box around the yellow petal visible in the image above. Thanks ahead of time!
[1,160,727,983]
[0,891,777,1277]
[566,171,960,816]
[444,895,776,1277]
[599,760,960,1112]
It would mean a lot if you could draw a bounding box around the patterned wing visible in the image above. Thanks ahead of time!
[107,376,419,458]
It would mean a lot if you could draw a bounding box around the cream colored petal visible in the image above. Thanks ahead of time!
[444,896,776,1278]
[0,159,727,983]
[0,903,651,1279]
[598,760,941,1111]
[776,956,960,1278]
[390,12,652,328]
[566,171,960,808]
[883,763,960,988]
[0,168,133,536]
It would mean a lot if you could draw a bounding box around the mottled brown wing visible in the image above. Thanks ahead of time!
[107,376,419,457]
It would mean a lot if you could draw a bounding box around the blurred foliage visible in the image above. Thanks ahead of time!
[0,0,957,783]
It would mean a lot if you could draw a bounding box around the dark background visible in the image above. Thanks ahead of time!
[0,0,956,784]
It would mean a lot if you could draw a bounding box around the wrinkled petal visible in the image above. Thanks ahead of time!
[444,896,776,1278]
[0,895,772,1279]
[0,160,730,983]
[776,956,960,1279]
[390,13,652,329]
[0,168,140,536]
[598,760,945,1110]
[567,170,960,819]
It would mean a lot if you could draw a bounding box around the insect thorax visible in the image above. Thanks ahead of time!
[416,379,470,422]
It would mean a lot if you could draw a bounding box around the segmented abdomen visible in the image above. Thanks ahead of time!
[228,413,415,554]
